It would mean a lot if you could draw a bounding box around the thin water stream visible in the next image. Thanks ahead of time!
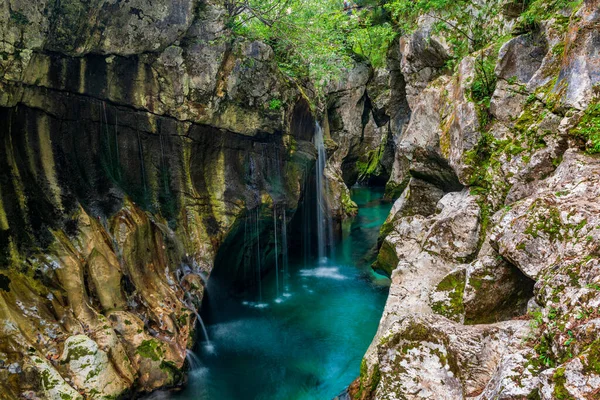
[169,187,391,400]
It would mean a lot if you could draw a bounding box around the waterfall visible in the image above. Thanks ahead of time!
[282,208,290,296]
[273,206,280,298]
[114,110,121,181]
[255,208,263,304]
[159,133,168,193]
[136,123,147,199]
[314,122,334,261]
[102,102,113,175]
[185,293,213,352]
[186,349,202,370]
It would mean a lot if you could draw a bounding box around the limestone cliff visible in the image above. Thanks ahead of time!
[357,0,600,398]
[0,1,317,398]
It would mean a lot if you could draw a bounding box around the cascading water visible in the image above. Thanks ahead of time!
[313,122,334,261]
[172,125,392,400]
[175,187,392,400]
[255,208,263,305]
[186,350,202,370]
[186,292,213,352]
[282,207,290,297]
[273,206,280,298]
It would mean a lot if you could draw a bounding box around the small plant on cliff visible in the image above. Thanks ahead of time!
[470,54,497,129]
[385,0,503,56]
[386,0,501,129]
[571,102,600,154]
[268,98,282,110]
[517,0,583,33]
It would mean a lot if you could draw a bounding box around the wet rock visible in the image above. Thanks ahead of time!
[30,355,83,400]
[61,335,130,398]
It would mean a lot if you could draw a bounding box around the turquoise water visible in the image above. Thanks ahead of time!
[171,187,391,400]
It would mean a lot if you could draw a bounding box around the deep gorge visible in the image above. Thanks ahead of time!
[170,187,392,400]
[1,0,600,399]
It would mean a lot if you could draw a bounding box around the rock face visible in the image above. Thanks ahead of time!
[322,55,411,220]
[360,0,600,399]
[0,1,316,398]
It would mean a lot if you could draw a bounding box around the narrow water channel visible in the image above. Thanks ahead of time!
[172,187,392,400]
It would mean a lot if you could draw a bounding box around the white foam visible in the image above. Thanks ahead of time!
[241,301,270,309]
[298,267,347,280]
[203,343,216,355]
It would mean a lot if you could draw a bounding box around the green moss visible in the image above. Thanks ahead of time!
[136,339,164,362]
[370,364,381,393]
[41,370,59,390]
[86,367,101,381]
[582,339,600,375]
[552,42,565,57]
[373,239,399,277]
[570,102,600,154]
[359,359,368,385]
[527,388,541,400]
[384,176,410,200]
[65,343,95,362]
[50,0,90,51]
[357,142,386,183]
[341,189,358,216]
[525,205,563,241]
[268,99,282,110]
[355,358,381,399]
[160,360,182,384]
[431,270,466,321]
[469,276,484,290]
[553,367,575,399]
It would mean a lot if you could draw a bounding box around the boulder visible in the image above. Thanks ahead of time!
[61,335,131,398]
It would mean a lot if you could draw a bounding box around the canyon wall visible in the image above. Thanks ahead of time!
[0,1,317,398]
[356,0,600,399]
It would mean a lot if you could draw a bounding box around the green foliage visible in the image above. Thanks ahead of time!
[470,55,498,129]
[517,0,582,33]
[570,102,600,154]
[268,98,283,110]
[10,10,29,25]
[226,0,395,90]
[385,0,503,59]
[347,21,396,68]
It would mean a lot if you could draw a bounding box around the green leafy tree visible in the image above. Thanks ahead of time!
[223,0,395,92]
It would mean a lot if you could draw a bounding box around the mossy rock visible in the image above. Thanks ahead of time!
[372,239,399,277]
[430,269,466,322]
